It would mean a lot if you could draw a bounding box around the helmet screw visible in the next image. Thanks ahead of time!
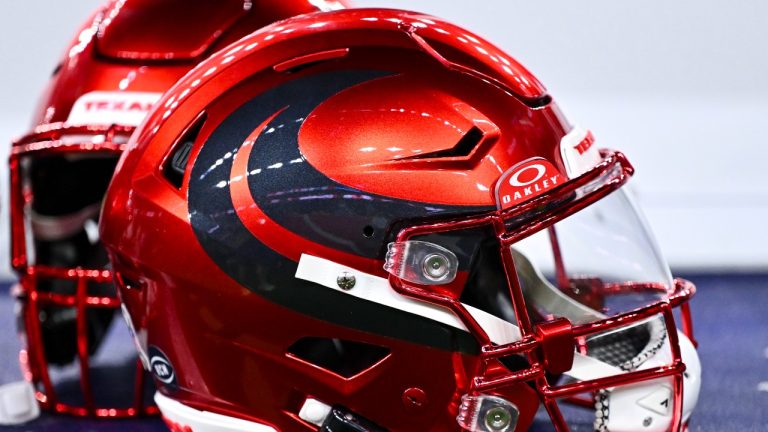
[402,387,427,410]
[643,417,653,427]
[336,272,356,290]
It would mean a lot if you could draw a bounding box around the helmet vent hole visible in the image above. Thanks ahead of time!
[287,338,390,378]
[273,48,350,74]
[362,225,375,238]
[403,126,485,160]
[163,114,206,189]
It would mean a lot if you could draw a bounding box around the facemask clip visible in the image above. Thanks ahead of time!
[535,317,575,375]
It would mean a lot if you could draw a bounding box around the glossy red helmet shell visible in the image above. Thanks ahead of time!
[9,0,342,418]
[101,8,699,431]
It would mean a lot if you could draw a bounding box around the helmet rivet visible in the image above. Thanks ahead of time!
[402,387,427,410]
[336,272,356,290]
[643,417,653,427]
[422,253,450,281]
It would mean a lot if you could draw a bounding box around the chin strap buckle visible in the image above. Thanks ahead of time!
[0,381,40,425]
[535,317,575,375]
[319,405,388,432]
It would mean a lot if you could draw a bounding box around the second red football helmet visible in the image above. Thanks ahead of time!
[8,0,347,419]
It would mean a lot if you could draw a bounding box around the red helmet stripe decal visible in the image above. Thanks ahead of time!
[229,108,379,271]
[188,70,481,353]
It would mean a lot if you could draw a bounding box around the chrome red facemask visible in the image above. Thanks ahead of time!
[384,150,699,431]
[9,124,157,417]
[10,124,157,417]
[7,0,347,419]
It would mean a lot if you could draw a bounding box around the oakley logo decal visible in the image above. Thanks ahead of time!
[508,164,547,187]
[495,158,563,210]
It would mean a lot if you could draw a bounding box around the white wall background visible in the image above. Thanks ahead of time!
[1,1,766,278]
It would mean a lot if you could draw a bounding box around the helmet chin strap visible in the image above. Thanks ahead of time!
[0,381,40,425]
[513,248,701,431]
[591,327,701,432]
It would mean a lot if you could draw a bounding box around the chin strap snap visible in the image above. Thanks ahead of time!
[300,397,387,432]
[535,317,575,375]
[319,405,388,432]
[0,381,40,425]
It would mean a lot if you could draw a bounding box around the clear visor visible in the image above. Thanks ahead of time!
[513,186,674,325]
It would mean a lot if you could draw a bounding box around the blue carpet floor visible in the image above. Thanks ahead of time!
[0,274,766,431]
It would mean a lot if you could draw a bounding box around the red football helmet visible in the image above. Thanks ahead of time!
[8,0,347,420]
[101,8,700,432]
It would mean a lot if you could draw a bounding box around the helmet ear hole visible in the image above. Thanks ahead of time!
[163,113,207,189]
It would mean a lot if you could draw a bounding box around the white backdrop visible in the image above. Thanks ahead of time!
[1,0,766,278]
